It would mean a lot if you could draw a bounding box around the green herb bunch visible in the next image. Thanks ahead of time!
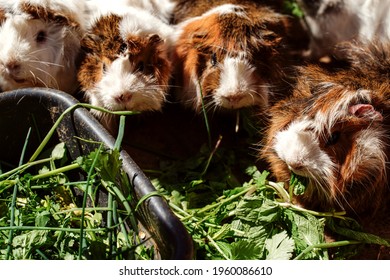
[0,107,152,260]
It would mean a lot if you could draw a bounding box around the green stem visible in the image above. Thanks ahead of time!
[277,202,347,218]
[200,135,222,178]
[30,163,80,181]
[5,180,19,260]
[294,240,361,260]
[78,144,103,260]
[180,185,257,222]
[0,158,52,180]
[114,115,126,151]
[0,226,107,232]
[29,103,138,163]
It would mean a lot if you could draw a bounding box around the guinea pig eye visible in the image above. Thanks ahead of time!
[36,30,47,43]
[210,53,217,66]
[325,131,340,147]
[119,43,127,54]
[102,62,107,73]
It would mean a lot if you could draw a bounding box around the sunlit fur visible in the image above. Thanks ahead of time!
[0,0,86,93]
[297,0,390,59]
[86,0,175,25]
[78,7,173,122]
[261,42,390,216]
[172,2,291,112]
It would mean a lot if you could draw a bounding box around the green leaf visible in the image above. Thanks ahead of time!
[284,209,326,259]
[230,239,262,260]
[51,142,66,160]
[265,231,295,260]
[35,211,51,227]
[235,197,280,223]
[290,173,308,196]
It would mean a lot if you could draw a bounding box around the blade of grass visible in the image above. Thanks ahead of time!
[107,191,114,259]
[5,127,32,260]
[198,81,212,149]
[78,143,103,260]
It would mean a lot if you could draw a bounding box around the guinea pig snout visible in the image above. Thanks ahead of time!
[114,92,132,104]
[274,123,320,175]
[0,59,23,82]
[213,56,265,109]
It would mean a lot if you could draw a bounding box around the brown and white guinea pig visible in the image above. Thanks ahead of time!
[297,0,390,60]
[261,41,390,216]
[0,0,87,93]
[171,0,295,113]
[77,6,174,122]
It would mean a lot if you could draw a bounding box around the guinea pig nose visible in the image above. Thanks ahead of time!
[5,60,21,74]
[287,162,305,172]
[115,93,132,103]
[223,94,244,104]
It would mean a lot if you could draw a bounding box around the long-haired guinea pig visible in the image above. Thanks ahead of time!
[297,0,390,60]
[261,41,390,216]
[171,1,294,112]
[0,0,87,93]
[77,6,174,122]
[86,0,175,24]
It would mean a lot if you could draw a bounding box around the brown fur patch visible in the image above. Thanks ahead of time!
[20,2,80,29]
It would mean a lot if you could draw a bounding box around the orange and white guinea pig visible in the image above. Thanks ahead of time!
[0,0,87,93]
[171,0,294,112]
[78,6,174,122]
[261,42,390,216]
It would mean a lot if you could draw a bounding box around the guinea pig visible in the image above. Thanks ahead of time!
[0,0,87,93]
[261,41,390,216]
[77,6,174,122]
[171,1,295,112]
[297,0,390,60]
[86,0,175,25]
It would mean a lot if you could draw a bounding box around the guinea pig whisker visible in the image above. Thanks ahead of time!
[30,65,59,89]
[29,59,64,69]
[32,74,49,89]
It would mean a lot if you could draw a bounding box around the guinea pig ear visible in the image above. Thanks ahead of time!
[148,34,163,46]
[349,104,383,122]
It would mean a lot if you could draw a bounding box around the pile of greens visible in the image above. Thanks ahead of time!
[0,109,153,260]
[151,123,390,260]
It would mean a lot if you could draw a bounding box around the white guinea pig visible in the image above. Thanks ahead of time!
[297,0,390,59]
[78,7,174,123]
[0,0,88,93]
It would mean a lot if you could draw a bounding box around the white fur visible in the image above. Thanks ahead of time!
[214,54,268,109]
[274,119,335,178]
[89,55,165,117]
[0,0,86,93]
[203,4,247,18]
[86,0,175,26]
[298,0,390,58]
[118,7,174,45]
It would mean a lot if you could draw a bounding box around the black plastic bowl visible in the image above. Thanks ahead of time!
[0,88,193,260]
